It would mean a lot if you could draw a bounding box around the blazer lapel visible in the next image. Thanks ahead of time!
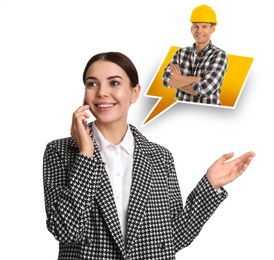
[89,128,126,258]
[85,123,154,256]
[126,126,154,253]
[95,160,126,257]
[71,123,126,256]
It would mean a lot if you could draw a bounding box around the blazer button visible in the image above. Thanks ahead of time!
[84,237,92,246]
[160,242,165,250]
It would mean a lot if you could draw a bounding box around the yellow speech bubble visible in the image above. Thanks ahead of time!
[142,46,254,126]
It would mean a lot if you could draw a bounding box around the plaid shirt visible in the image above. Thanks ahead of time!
[163,41,228,105]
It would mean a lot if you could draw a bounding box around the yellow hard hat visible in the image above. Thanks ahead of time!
[190,5,217,24]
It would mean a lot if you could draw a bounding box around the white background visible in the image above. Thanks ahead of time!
[0,0,273,259]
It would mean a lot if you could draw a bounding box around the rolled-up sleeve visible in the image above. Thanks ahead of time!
[162,49,181,88]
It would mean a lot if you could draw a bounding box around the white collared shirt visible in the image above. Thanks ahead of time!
[92,123,134,240]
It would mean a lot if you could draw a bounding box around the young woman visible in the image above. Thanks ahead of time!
[43,52,255,260]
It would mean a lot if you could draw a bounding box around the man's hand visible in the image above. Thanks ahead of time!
[170,64,182,75]
[168,64,200,95]
[206,151,256,189]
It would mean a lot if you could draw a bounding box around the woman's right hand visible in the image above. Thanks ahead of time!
[70,105,94,157]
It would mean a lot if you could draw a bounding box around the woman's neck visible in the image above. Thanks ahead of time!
[94,121,128,145]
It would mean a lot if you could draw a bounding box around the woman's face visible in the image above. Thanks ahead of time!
[84,60,140,126]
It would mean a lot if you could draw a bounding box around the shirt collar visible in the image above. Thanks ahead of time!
[192,41,213,55]
[92,123,135,156]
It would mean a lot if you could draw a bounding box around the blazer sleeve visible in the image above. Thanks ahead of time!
[43,139,100,243]
[166,151,228,252]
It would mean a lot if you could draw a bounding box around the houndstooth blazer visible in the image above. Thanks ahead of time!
[43,123,228,260]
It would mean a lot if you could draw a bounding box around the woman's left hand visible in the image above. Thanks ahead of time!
[206,151,256,189]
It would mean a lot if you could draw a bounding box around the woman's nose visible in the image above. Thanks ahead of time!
[97,85,108,97]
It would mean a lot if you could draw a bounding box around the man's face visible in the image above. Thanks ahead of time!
[191,22,215,46]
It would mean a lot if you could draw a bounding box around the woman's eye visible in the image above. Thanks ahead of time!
[86,82,96,87]
[110,81,119,86]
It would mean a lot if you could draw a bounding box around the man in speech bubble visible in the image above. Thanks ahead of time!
[163,5,228,105]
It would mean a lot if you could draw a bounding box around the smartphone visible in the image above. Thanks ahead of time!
[83,98,93,125]
[84,109,93,125]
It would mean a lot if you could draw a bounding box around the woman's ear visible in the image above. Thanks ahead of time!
[131,84,141,103]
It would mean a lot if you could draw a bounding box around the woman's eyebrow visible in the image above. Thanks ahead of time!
[85,76,97,81]
[107,75,123,80]
[85,75,123,81]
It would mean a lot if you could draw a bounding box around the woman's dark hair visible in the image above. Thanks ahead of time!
[82,52,139,87]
